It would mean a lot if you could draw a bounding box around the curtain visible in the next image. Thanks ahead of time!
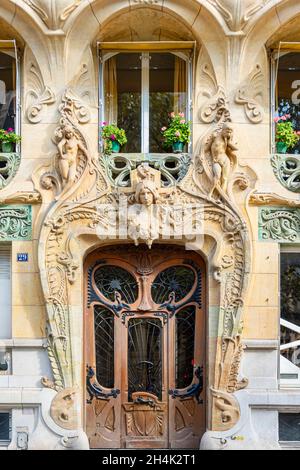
[104,56,118,124]
[174,57,187,115]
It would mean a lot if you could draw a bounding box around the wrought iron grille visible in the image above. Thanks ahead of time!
[175,306,196,389]
[151,265,195,304]
[94,265,138,304]
[94,306,115,388]
[128,318,162,401]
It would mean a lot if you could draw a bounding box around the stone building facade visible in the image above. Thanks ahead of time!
[0,0,300,450]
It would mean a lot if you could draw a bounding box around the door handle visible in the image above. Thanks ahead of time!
[133,396,156,408]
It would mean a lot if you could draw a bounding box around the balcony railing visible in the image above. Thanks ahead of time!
[271,153,300,193]
[103,153,191,188]
[0,152,21,190]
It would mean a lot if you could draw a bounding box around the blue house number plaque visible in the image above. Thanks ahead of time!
[17,253,29,262]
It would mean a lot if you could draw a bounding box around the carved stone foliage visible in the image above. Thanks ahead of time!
[198,64,231,124]
[207,0,272,32]
[0,153,21,190]
[235,65,264,124]
[271,154,300,193]
[250,192,300,208]
[24,0,82,30]
[259,208,300,242]
[50,387,79,430]
[25,58,56,124]
[0,206,32,241]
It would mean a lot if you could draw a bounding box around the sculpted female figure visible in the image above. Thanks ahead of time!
[57,125,90,187]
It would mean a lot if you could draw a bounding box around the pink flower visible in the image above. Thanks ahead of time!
[175,130,181,137]
[179,112,185,118]
[110,134,116,141]
[161,127,167,132]
[102,121,107,126]
[7,128,14,132]
[180,119,186,124]
[286,114,291,119]
[274,117,280,123]
[281,116,287,121]
[297,131,300,135]
[170,112,175,118]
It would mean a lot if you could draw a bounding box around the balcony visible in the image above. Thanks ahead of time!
[0,153,21,191]
[271,153,300,193]
[103,153,191,188]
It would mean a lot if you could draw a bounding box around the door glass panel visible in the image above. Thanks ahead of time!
[151,265,195,304]
[176,306,195,389]
[104,53,141,153]
[94,265,138,304]
[149,53,187,153]
[94,306,114,388]
[128,318,162,401]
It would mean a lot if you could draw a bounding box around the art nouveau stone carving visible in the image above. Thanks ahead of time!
[259,208,300,242]
[235,64,264,124]
[57,124,89,187]
[24,0,82,30]
[35,86,255,435]
[199,64,231,124]
[26,61,56,124]
[0,153,21,190]
[207,0,272,32]
[271,154,300,193]
[0,206,32,241]
[50,387,79,430]
[250,192,300,208]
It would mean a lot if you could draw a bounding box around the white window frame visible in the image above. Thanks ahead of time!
[0,40,21,141]
[270,42,300,155]
[98,42,194,154]
[280,246,300,388]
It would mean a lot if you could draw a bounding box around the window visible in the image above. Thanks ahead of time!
[0,40,19,135]
[280,250,300,386]
[0,244,11,339]
[272,46,300,154]
[0,412,10,443]
[99,42,193,154]
[279,413,300,444]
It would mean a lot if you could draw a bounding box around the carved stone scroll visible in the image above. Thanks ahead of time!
[235,64,264,124]
[26,62,56,124]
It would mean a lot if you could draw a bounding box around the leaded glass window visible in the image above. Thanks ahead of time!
[151,265,195,304]
[128,318,162,401]
[94,306,115,388]
[175,306,196,389]
[94,265,138,304]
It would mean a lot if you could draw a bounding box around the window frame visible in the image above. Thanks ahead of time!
[279,410,300,449]
[279,246,300,389]
[0,40,21,144]
[98,41,195,154]
[0,411,11,446]
[270,43,300,155]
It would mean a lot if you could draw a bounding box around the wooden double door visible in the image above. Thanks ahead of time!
[84,246,206,449]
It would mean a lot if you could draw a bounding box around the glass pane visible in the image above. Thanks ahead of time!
[0,413,9,441]
[94,265,138,304]
[128,318,162,401]
[279,413,300,441]
[149,53,187,153]
[276,53,300,154]
[176,306,195,389]
[104,53,141,153]
[94,306,114,388]
[151,265,195,304]
[0,50,16,132]
[281,253,300,368]
[281,253,300,326]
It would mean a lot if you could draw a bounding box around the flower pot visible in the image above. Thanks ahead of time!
[276,142,288,154]
[1,142,14,153]
[111,140,121,153]
[172,141,184,153]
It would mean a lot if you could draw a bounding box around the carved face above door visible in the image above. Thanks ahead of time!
[84,245,206,449]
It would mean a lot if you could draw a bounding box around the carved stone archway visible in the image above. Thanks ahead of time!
[34,92,256,447]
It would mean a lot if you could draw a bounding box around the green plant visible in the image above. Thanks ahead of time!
[161,112,191,148]
[274,115,300,150]
[0,128,21,144]
[101,123,127,154]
